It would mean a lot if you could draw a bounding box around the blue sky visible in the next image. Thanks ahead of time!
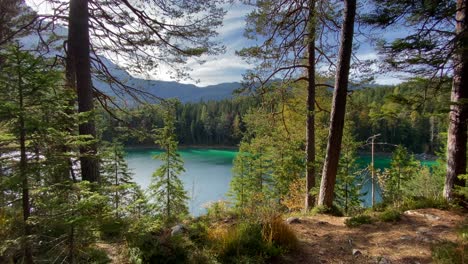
[25,1,405,87]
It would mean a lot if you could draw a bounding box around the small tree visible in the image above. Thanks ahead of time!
[381,145,419,204]
[149,105,188,223]
[100,141,135,218]
[334,122,364,215]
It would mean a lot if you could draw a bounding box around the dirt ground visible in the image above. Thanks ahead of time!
[275,208,466,264]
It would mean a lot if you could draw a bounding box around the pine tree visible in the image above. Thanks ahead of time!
[334,122,364,215]
[0,45,63,263]
[149,105,188,223]
[100,141,135,218]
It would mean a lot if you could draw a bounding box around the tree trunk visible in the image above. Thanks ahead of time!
[18,69,33,263]
[305,0,316,211]
[444,0,468,201]
[68,0,99,183]
[318,0,356,208]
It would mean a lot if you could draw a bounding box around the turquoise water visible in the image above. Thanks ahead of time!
[125,148,237,216]
[126,148,436,215]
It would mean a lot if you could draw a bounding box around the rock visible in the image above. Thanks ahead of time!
[424,214,440,221]
[171,224,186,236]
[377,257,391,264]
[352,249,362,256]
[399,235,412,241]
[286,217,301,224]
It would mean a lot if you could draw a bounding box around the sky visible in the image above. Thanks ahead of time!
[25,1,404,87]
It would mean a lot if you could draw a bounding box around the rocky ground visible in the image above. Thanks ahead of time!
[276,208,466,264]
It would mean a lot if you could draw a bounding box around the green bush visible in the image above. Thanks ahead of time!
[400,196,448,211]
[345,215,373,227]
[210,221,285,264]
[129,232,191,264]
[311,205,344,216]
[99,217,129,240]
[77,247,111,264]
[378,209,401,222]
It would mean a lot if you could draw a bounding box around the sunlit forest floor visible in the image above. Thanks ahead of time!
[274,209,465,264]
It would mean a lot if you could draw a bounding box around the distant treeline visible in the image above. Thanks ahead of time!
[100,97,258,146]
[101,79,449,153]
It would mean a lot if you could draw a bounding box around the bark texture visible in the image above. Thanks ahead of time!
[317,0,356,207]
[305,0,316,210]
[68,0,99,182]
[444,0,468,201]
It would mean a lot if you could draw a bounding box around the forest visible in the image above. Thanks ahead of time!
[0,0,467,263]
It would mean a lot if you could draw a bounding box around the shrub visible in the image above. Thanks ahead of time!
[378,208,401,222]
[99,217,129,240]
[261,215,298,251]
[204,200,231,220]
[77,247,111,264]
[345,215,373,227]
[400,196,448,211]
[311,205,344,217]
[209,221,288,264]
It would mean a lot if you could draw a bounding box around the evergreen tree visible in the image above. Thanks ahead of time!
[149,105,188,223]
[363,0,468,202]
[334,122,364,215]
[0,45,63,263]
[380,145,419,204]
[100,141,135,218]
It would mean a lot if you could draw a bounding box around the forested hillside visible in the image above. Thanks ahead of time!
[0,0,466,263]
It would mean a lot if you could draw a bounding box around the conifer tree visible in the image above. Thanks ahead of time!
[100,141,135,218]
[149,104,188,222]
[363,0,468,202]
[334,122,364,215]
[0,45,63,263]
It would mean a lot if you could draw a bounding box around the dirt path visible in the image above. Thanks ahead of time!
[277,209,466,264]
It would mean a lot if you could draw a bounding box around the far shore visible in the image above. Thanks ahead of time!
[124,144,239,151]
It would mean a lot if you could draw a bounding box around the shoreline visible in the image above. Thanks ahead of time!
[125,144,239,151]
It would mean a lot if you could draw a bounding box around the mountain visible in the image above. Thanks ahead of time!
[14,10,240,104]
[95,73,241,103]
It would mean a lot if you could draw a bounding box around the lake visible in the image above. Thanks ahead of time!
[126,148,437,215]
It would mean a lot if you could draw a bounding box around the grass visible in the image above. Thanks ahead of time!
[432,219,468,264]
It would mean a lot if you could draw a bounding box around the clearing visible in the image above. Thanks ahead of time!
[277,208,466,264]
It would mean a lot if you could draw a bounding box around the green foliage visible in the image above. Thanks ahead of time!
[432,241,468,264]
[100,97,256,146]
[76,247,111,264]
[377,208,401,222]
[334,122,365,215]
[378,145,419,204]
[345,215,373,228]
[211,222,283,264]
[100,141,137,218]
[311,205,344,217]
[400,196,449,211]
[149,104,188,223]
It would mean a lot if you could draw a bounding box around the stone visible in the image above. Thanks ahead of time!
[352,249,362,256]
[424,214,440,221]
[399,235,412,241]
[286,217,301,224]
[171,224,186,236]
[377,257,391,264]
